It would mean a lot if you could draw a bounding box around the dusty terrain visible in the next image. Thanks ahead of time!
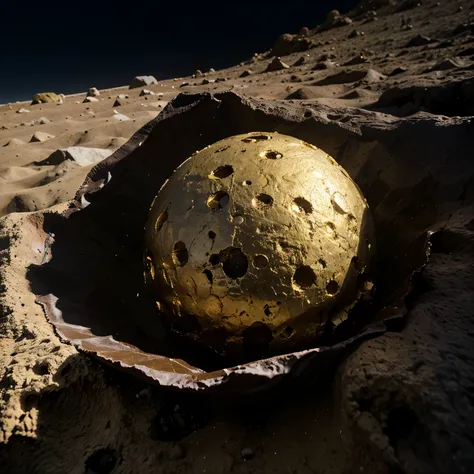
[1,0,474,473]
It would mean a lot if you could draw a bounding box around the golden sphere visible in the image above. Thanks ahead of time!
[144,132,374,357]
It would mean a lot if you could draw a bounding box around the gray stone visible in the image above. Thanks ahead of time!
[129,75,158,89]
[37,146,113,166]
[139,89,155,96]
[264,57,290,73]
[272,33,314,57]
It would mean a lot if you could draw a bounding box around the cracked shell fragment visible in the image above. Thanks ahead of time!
[144,132,375,357]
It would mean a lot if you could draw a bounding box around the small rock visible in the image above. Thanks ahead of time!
[318,53,336,61]
[31,92,62,105]
[30,131,55,143]
[37,146,113,166]
[312,60,335,70]
[364,9,378,22]
[299,26,309,36]
[17,108,30,114]
[323,10,352,30]
[117,94,129,99]
[271,33,314,56]
[139,89,155,96]
[215,77,227,82]
[293,56,309,67]
[323,10,339,28]
[7,196,32,213]
[201,78,210,85]
[88,87,100,97]
[208,68,216,73]
[194,70,203,78]
[389,66,408,76]
[129,75,158,89]
[113,99,123,107]
[348,29,364,38]
[344,55,368,66]
[264,57,290,72]
[406,34,433,47]
[240,70,252,78]
[427,58,462,72]
[179,82,189,88]
[83,96,99,103]
[241,448,254,460]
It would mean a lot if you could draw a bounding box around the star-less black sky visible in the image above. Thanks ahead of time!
[0,0,359,104]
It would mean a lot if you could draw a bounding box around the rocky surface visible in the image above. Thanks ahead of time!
[1,0,474,473]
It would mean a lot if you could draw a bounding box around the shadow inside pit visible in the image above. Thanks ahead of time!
[27,92,441,373]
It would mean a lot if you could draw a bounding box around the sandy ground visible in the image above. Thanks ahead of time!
[1,0,474,473]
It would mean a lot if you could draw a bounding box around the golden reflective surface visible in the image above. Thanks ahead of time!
[144,132,375,353]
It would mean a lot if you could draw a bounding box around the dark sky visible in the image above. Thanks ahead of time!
[0,0,359,104]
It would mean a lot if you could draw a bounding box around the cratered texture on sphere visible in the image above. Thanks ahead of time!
[144,132,375,356]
